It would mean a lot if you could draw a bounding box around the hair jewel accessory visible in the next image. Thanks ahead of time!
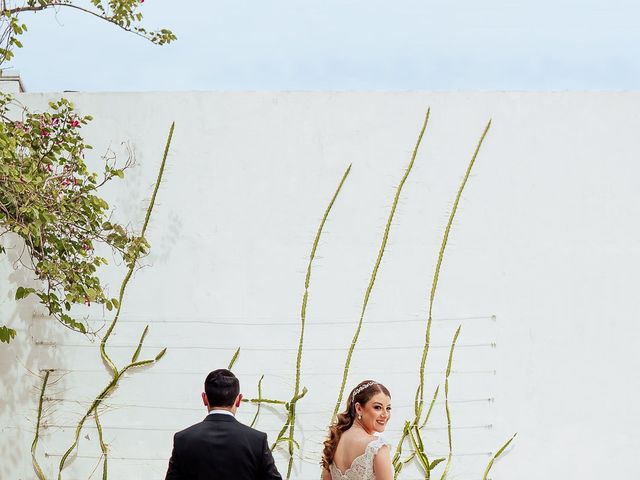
[352,381,377,401]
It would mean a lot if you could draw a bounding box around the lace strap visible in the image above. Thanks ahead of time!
[366,437,391,455]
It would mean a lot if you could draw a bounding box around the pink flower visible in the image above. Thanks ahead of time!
[70,119,80,128]
[41,129,50,137]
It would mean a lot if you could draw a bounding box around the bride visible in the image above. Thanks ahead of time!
[321,380,393,480]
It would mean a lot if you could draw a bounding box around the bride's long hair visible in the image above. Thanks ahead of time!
[321,380,391,470]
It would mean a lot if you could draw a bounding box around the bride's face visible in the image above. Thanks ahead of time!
[357,392,392,434]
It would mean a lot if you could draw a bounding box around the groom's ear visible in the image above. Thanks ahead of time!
[235,393,243,408]
[202,392,209,407]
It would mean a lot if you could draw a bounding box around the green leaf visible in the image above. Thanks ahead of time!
[15,286,34,300]
[59,314,86,333]
[15,287,25,300]
[0,326,17,344]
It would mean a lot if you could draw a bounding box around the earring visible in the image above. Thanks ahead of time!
[358,414,362,420]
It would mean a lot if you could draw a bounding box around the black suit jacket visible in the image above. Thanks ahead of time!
[165,414,282,480]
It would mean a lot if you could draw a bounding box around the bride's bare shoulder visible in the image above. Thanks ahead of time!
[339,429,377,449]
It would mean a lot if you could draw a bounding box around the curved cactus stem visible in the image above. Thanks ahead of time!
[95,408,108,480]
[408,425,431,478]
[397,119,491,478]
[416,119,492,420]
[482,433,517,480]
[228,346,241,370]
[331,109,431,423]
[419,385,440,430]
[131,325,150,363]
[100,122,175,375]
[244,396,288,406]
[249,375,265,428]
[392,420,412,476]
[57,351,166,479]
[273,164,351,477]
[438,326,461,480]
[31,370,50,480]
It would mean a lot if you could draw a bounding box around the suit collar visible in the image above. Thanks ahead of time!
[204,414,238,423]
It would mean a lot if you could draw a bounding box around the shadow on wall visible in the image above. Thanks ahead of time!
[0,233,63,479]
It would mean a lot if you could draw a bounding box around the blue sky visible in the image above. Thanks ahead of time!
[10,0,640,91]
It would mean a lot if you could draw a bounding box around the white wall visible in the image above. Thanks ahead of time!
[1,92,639,479]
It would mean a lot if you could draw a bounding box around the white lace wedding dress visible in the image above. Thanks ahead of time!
[329,437,391,480]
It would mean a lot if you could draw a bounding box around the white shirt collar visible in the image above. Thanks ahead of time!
[208,409,235,417]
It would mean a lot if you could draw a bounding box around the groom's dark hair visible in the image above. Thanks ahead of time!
[205,369,240,407]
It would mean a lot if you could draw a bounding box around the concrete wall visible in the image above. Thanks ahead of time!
[1,92,639,479]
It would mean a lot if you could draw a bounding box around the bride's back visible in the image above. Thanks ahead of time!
[332,429,377,473]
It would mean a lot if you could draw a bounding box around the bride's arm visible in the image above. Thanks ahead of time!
[373,445,393,480]
[321,468,332,480]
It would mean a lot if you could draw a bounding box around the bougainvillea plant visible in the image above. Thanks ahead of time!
[0,1,174,344]
[0,94,150,342]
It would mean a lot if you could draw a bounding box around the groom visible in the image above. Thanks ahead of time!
[165,369,282,480]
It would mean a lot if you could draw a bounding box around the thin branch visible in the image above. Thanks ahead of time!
[2,3,150,41]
